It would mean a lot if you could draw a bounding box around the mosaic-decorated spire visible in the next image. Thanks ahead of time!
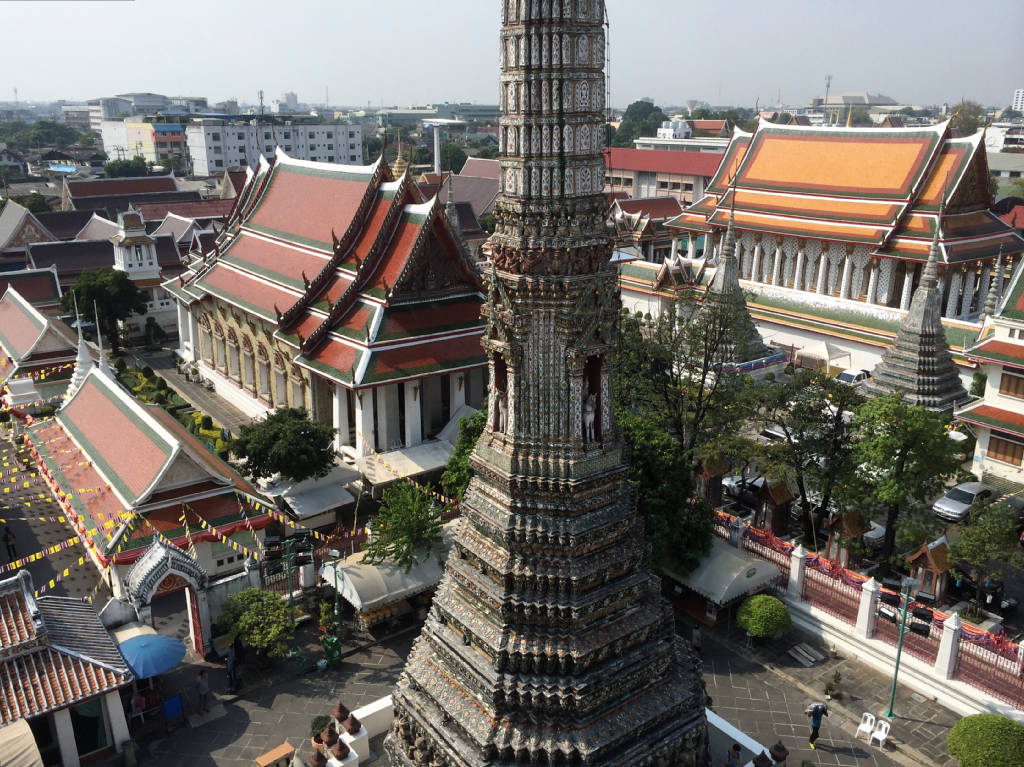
[866,210,967,410]
[386,3,709,766]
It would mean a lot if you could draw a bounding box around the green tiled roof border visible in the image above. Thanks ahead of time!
[957,408,1024,439]
[361,350,487,385]
[194,275,280,322]
[294,349,360,385]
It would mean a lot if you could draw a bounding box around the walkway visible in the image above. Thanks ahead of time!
[695,615,960,767]
[135,349,254,435]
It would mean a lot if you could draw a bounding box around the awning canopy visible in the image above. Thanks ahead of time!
[111,621,158,644]
[0,720,44,767]
[260,464,359,519]
[355,440,454,485]
[664,537,782,607]
[319,522,457,614]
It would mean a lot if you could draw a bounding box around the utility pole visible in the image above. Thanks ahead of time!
[824,74,833,121]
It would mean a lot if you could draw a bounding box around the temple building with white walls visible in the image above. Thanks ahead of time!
[164,150,487,484]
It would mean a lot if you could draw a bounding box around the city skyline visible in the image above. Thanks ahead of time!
[2,0,1022,112]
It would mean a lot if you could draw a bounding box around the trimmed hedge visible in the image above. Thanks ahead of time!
[737,594,792,638]
[947,714,1024,767]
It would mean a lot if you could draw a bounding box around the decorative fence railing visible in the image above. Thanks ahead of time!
[715,509,1024,711]
[802,566,860,624]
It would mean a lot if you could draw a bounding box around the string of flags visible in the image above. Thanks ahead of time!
[34,555,88,597]
[236,497,265,557]
[178,509,199,562]
[0,533,91,575]
[193,515,259,560]
[360,443,458,507]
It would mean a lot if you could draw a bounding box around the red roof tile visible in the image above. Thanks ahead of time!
[196,263,301,321]
[0,289,46,360]
[603,147,724,177]
[1000,204,1024,230]
[615,197,684,220]
[367,214,423,292]
[459,157,501,179]
[220,232,331,291]
[248,163,375,251]
[136,198,235,222]
[0,589,35,650]
[364,334,485,383]
[67,175,177,199]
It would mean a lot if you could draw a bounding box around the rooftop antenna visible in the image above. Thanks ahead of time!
[258,89,265,120]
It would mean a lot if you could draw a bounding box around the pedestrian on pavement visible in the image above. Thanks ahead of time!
[723,743,742,767]
[806,702,828,749]
[3,527,16,561]
[196,669,210,714]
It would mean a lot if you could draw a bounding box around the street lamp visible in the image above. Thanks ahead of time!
[878,577,930,718]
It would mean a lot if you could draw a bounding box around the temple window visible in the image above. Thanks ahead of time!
[999,372,1024,400]
[493,354,508,432]
[583,355,602,442]
[989,434,1024,466]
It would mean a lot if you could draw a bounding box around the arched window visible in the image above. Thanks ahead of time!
[273,352,288,407]
[213,323,226,373]
[226,328,241,382]
[198,315,213,364]
[256,344,270,400]
[241,336,255,393]
[289,366,305,409]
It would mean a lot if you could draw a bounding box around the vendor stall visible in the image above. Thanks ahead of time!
[319,522,457,631]
[662,537,783,624]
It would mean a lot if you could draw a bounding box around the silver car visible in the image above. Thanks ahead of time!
[932,482,994,523]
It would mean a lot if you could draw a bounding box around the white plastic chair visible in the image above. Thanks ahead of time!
[870,719,890,749]
[855,712,875,740]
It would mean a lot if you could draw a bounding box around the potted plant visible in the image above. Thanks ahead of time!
[309,715,332,752]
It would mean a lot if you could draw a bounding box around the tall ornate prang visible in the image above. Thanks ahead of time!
[385,2,709,766]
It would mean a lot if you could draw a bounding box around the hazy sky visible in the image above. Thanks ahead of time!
[3,0,1022,109]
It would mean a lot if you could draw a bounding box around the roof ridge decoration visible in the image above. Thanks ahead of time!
[865,198,967,411]
[65,292,94,399]
[982,245,1004,320]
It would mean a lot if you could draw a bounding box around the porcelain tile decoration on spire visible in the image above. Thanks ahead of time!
[384,2,709,766]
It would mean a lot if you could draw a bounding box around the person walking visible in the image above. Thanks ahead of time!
[723,743,742,766]
[3,527,16,561]
[196,669,210,714]
[806,702,828,749]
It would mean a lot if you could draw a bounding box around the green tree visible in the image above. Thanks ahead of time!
[231,407,336,482]
[475,145,499,160]
[363,481,444,572]
[615,289,757,457]
[850,107,873,126]
[440,143,467,173]
[413,145,433,165]
[757,370,863,538]
[0,120,79,152]
[104,156,148,178]
[363,135,383,162]
[77,132,96,147]
[949,501,1024,607]
[947,714,1024,767]
[11,192,52,213]
[618,406,711,571]
[217,588,294,663]
[844,394,959,563]
[951,100,986,137]
[60,269,148,354]
[737,594,791,637]
[1002,108,1023,120]
[477,212,496,234]
[1008,177,1024,198]
[440,409,486,503]
[611,100,668,147]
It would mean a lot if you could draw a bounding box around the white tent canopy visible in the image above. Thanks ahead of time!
[664,537,782,607]
[319,522,457,614]
[0,720,44,767]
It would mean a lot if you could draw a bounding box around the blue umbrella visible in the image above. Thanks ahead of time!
[118,634,186,679]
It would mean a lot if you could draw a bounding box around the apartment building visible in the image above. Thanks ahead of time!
[185,119,363,175]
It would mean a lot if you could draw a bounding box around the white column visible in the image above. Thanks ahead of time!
[176,302,189,355]
[788,545,807,600]
[106,691,131,753]
[404,380,422,447]
[54,707,80,767]
[978,266,992,312]
[377,384,395,451]
[670,237,679,258]
[793,247,805,291]
[354,389,375,455]
[839,255,853,300]
[706,231,716,260]
[856,577,880,639]
[959,269,977,319]
[771,244,783,286]
[749,243,762,284]
[815,254,828,294]
[900,264,915,311]
[332,383,350,451]
[450,372,467,413]
[866,261,879,305]
[188,312,199,362]
[433,125,442,176]
[945,269,963,318]
[935,613,962,680]
[687,234,696,259]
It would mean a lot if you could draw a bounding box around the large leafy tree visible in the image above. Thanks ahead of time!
[0,120,80,152]
[615,289,757,458]
[440,143,468,173]
[60,269,147,354]
[611,100,668,147]
[950,100,986,137]
[363,481,444,572]
[231,407,335,482]
[843,394,959,563]
[949,501,1024,606]
[618,407,711,572]
[440,409,486,504]
[104,156,148,178]
[947,714,1024,767]
[757,370,863,537]
[217,588,293,663]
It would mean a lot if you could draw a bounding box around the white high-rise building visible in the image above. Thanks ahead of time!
[1013,89,1024,113]
[185,119,363,176]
